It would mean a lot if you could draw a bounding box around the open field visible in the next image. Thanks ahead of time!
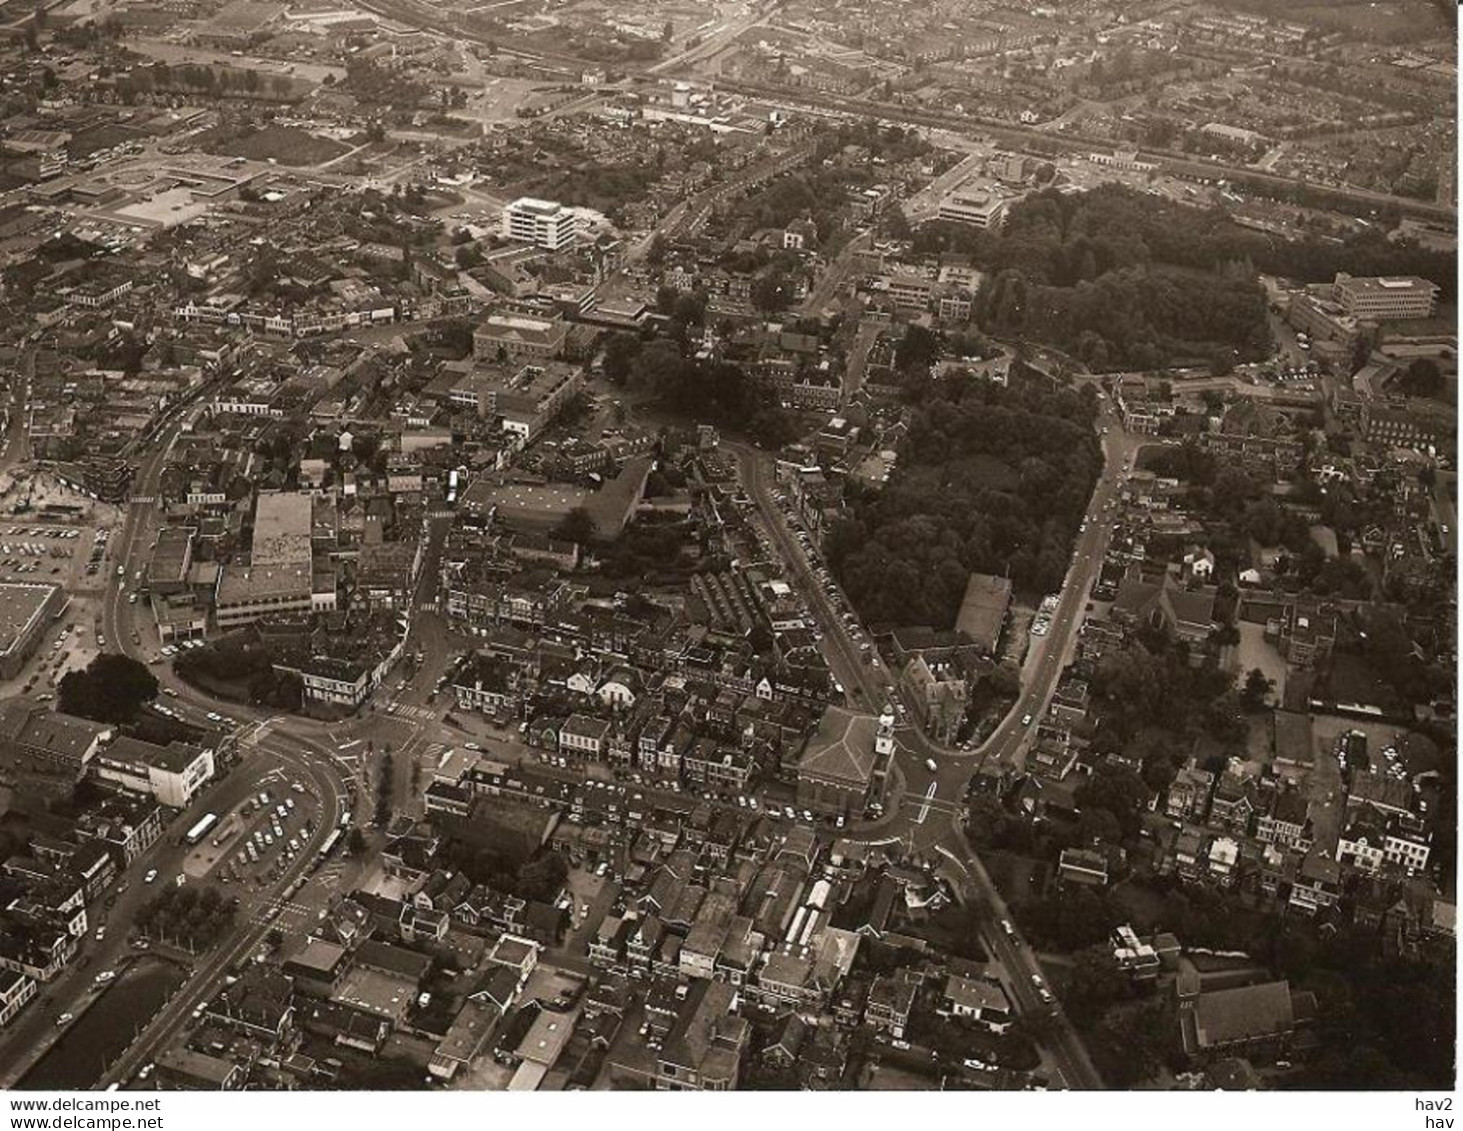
[198,124,350,167]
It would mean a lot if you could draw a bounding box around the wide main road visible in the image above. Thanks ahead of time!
[644,1,770,77]
[728,439,891,712]
[711,78,1456,225]
[880,401,1137,1091]
[737,396,1135,1089]
[97,726,350,1088]
[875,395,1139,844]
[61,407,373,1085]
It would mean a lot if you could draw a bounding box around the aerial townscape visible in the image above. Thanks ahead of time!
[0,0,1451,1105]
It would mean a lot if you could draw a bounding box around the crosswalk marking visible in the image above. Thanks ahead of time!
[257,897,312,918]
[331,751,365,783]
[390,703,436,722]
[242,722,275,748]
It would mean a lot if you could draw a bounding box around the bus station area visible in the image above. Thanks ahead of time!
[180,765,327,889]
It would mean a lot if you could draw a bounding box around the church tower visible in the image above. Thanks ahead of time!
[875,704,896,758]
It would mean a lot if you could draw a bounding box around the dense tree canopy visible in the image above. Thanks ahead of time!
[918,184,1455,300]
[138,884,236,950]
[912,184,1454,370]
[826,370,1100,625]
[1090,634,1245,793]
[979,262,1271,371]
[58,654,158,724]
[601,336,798,445]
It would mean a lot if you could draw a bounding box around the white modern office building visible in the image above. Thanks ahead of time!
[502,198,582,251]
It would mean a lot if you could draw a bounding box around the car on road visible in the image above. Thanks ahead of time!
[1031,973,1045,988]
[1021,713,1033,726]
[95,925,105,941]
[1039,988,1055,1005]
[925,758,938,773]
[144,869,157,884]
[1001,919,1016,938]
[56,1012,74,1027]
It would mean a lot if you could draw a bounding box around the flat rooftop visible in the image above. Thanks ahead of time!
[216,564,313,605]
[148,527,193,584]
[0,584,57,655]
[333,966,415,1022]
[508,197,565,215]
[252,492,313,569]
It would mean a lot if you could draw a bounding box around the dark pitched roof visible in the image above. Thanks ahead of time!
[1194,981,1295,1049]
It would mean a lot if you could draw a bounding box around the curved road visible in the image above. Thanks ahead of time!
[731,393,1138,1089]
[1,394,364,1087]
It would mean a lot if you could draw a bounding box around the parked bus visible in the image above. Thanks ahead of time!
[318,828,342,860]
[183,812,219,846]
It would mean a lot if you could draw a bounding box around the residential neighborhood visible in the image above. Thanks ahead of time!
[0,0,1449,1113]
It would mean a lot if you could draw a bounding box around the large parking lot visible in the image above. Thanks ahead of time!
[0,522,93,587]
[184,775,321,891]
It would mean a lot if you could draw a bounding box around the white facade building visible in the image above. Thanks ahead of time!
[503,198,581,251]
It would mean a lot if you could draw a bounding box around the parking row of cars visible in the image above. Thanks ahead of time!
[158,639,206,660]
[774,490,884,673]
[3,525,80,539]
[223,790,306,885]
[85,528,111,576]
[1031,594,1059,638]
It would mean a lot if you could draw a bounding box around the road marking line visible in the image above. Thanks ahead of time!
[913,782,938,825]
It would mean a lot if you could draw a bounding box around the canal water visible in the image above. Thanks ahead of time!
[18,959,187,1090]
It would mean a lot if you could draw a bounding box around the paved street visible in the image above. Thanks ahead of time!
[797,231,873,318]
[732,392,1137,1089]
[6,398,380,1085]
